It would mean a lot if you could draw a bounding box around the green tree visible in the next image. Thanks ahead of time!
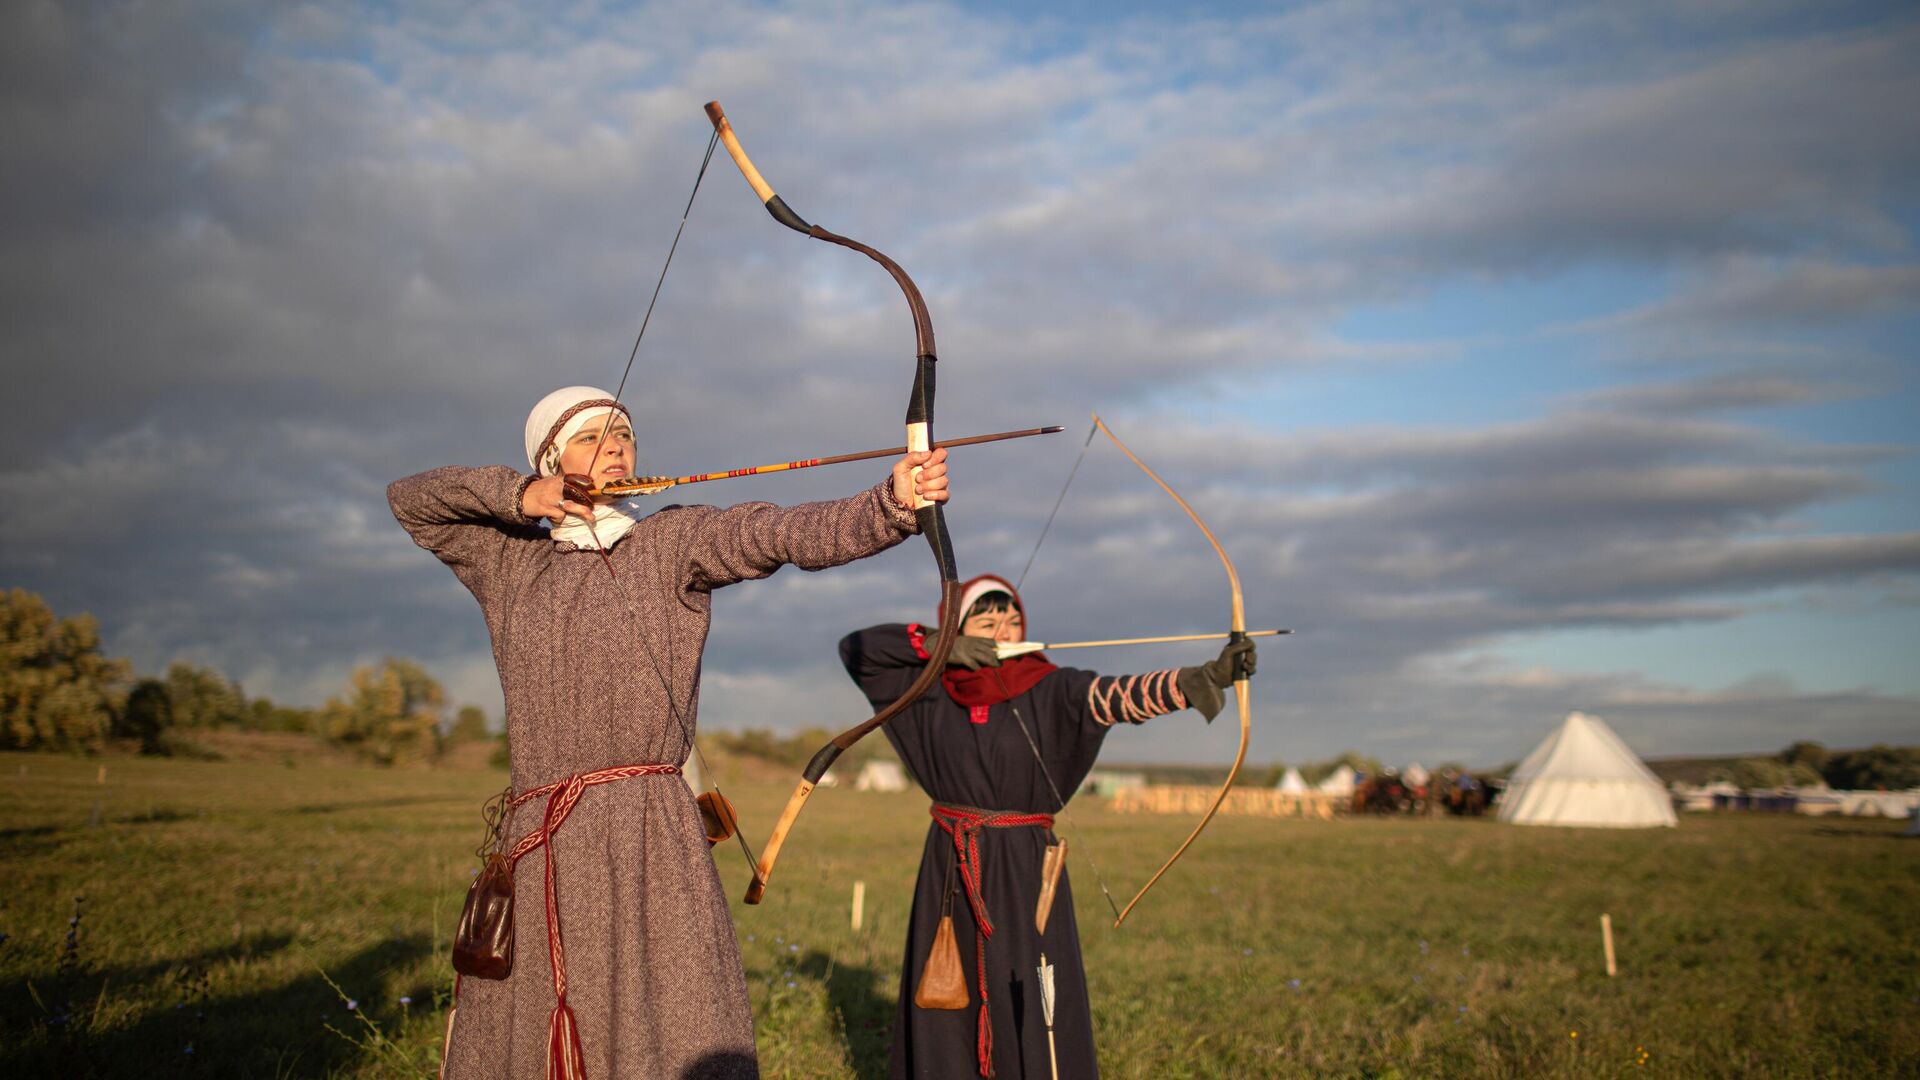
[0,588,129,752]
[117,678,172,754]
[1822,745,1920,791]
[321,658,445,765]
[1728,757,1820,789]
[1780,740,1828,773]
[447,705,490,743]
[163,662,245,729]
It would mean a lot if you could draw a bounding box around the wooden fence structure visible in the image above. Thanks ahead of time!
[1107,785,1337,819]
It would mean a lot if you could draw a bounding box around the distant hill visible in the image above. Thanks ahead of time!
[1641,753,1757,785]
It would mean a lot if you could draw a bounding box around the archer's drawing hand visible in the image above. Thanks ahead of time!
[891,447,950,508]
[1177,638,1257,723]
[926,633,1000,671]
[522,476,595,526]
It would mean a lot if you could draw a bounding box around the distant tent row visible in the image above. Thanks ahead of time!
[1267,765,1356,795]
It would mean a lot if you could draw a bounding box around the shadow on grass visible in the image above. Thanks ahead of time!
[1811,823,1915,839]
[0,824,63,858]
[291,795,468,816]
[116,807,198,825]
[0,932,433,1078]
[797,949,895,1080]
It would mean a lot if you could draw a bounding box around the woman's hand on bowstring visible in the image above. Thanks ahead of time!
[891,447,951,508]
[522,475,596,525]
[923,633,1001,671]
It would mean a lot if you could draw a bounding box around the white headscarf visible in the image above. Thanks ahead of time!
[524,385,644,550]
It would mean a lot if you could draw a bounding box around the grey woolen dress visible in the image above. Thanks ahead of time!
[389,465,919,1080]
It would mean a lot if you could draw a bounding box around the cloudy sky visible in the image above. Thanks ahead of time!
[4,0,1916,768]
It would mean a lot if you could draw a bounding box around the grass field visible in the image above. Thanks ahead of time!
[2,750,1916,1078]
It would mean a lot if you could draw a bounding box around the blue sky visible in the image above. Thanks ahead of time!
[1,0,1915,767]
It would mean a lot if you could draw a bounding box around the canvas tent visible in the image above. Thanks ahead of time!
[1317,766,1357,797]
[854,760,908,792]
[1498,711,1677,829]
[1275,767,1308,793]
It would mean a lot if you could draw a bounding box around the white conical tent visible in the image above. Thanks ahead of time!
[1275,767,1308,793]
[1317,767,1357,797]
[1498,712,1677,829]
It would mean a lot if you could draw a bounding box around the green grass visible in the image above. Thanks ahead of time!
[1,751,1915,1078]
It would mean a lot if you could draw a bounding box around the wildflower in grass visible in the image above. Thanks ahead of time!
[1569,1030,1578,1039]
[1242,948,1253,957]
[786,981,796,988]
[789,943,799,953]
[400,996,412,1006]
[347,999,359,1011]
[1288,979,1301,990]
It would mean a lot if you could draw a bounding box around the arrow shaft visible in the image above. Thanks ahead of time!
[995,629,1285,660]
[596,426,1061,498]
[1037,629,1286,650]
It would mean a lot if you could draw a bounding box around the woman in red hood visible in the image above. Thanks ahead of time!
[840,574,1253,1080]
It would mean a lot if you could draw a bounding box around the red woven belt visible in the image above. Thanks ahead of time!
[505,763,682,1080]
[929,803,1055,1078]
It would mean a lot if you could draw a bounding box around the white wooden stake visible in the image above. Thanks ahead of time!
[851,880,866,931]
[1601,912,1617,977]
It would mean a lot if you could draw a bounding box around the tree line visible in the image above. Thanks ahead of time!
[1,587,490,764]
[1718,740,1920,792]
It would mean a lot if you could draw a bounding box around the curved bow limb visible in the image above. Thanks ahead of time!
[1092,412,1253,927]
[706,101,964,904]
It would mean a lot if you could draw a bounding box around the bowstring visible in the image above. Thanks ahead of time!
[1016,419,1099,593]
[563,126,761,871]
[990,422,1124,919]
[991,666,1123,923]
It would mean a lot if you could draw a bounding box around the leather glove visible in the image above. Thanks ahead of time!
[1176,637,1257,723]
[926,633,1001,671]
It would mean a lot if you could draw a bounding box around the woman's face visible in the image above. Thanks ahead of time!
[962,605,1025,643]
[558,415,635,482]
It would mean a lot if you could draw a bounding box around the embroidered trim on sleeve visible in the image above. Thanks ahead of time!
[513,473,542,527]
[1086,669,1186,726]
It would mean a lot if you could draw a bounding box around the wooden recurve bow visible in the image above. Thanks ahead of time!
[703,101,965,904]
[1092,413,1253,927]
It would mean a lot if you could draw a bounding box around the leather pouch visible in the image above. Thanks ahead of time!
[453,852,516,980]
[697,791,739,847]
[913,915,970,1010]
